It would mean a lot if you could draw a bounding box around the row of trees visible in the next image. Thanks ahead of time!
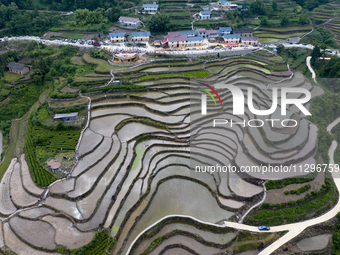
[74,8,108,26]
[0,0,137,11]
[0,3,61,36]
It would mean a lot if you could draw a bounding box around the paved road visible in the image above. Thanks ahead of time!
[225,116,340,255]
[306,56,316,82]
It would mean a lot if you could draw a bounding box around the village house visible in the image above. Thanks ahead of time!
[180,30,197,37]
[197,28,207,37]
[167,31,181,37]
[208,34,224,43]
[217,0,238,10]
[149,35,165,47]
[187,36,204,47]
[107,32,126,42]
[206,29,218,37]
[6,62,30,75]
[167,36,187,48]
[129,31,151,41]
[143,2,159,13]
[241,36,259,45]
[54,113,78,122]
[223,34,241,44]
[218,27,232,35]
[233,28,254,37]
[118,16,141,27]
[199,10,211,20]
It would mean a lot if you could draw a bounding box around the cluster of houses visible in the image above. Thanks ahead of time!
[107,31,151,42]
[107,27,258,48]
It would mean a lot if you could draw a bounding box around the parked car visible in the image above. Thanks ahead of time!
[258,226,270,231]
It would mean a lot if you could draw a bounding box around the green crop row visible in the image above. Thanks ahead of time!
[68,231,116,255]
[285,184,311,195]
[31,125,80,151]
[24,121,56,187]
[266,177,314,190]
[250,179,333,225]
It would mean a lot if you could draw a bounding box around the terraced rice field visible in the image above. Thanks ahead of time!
[0,55,321,254]
[312,3,340,45]
[254,26,312,43]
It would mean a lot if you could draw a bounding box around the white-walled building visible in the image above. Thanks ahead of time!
[143,2,159,13]
[241,36,259,45]
[167,36,188,48]
[118,16,141,27]
[129,31,151,41]
[199,11,211,20]
[187,36,204,47]
[107,32,126,42]
[223,34,241,44]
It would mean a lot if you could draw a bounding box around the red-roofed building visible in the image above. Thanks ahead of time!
[119,16,141,27]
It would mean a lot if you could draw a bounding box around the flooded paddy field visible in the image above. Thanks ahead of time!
[0,56,323,254]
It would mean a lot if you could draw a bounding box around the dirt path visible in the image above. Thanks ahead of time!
[0,131,2,158]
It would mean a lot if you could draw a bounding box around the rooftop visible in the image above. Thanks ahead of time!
[167,31,181,37]
[223,34,241,38]
[197,28,207,32]
[143,4,159,8]
[241,36,259,41]
[206,29,217,35]
[218,0,231,6]
[233,28,254,33]
[180,30,197,36]
[167,36,187,42]
[7,62,26,71]
[131,31,151,37]
[54,113,79,119]
[47,160,61,170]
[108,32,126,38]
[219,27,232,32]
[200,11,211,15]
[119,16,140,22]
[187,36,204,41]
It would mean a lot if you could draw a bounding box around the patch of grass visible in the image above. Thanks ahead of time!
[0,88,10,97]
[4,72,24,83]
[70,56,86,65]
[50,22,111,32]
[139,70,210,80]
[74,75,110,82]
[82,54,112,73]
[61,33,84,39]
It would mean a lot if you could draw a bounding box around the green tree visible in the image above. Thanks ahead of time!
[272,0,277,11]
[304,0,319,11]
[250,0,266,15]
[277,44,284,55]
[260,17,268,26]
[148,14,173,33]
[280,16,289,27]
[299,14,309,24]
